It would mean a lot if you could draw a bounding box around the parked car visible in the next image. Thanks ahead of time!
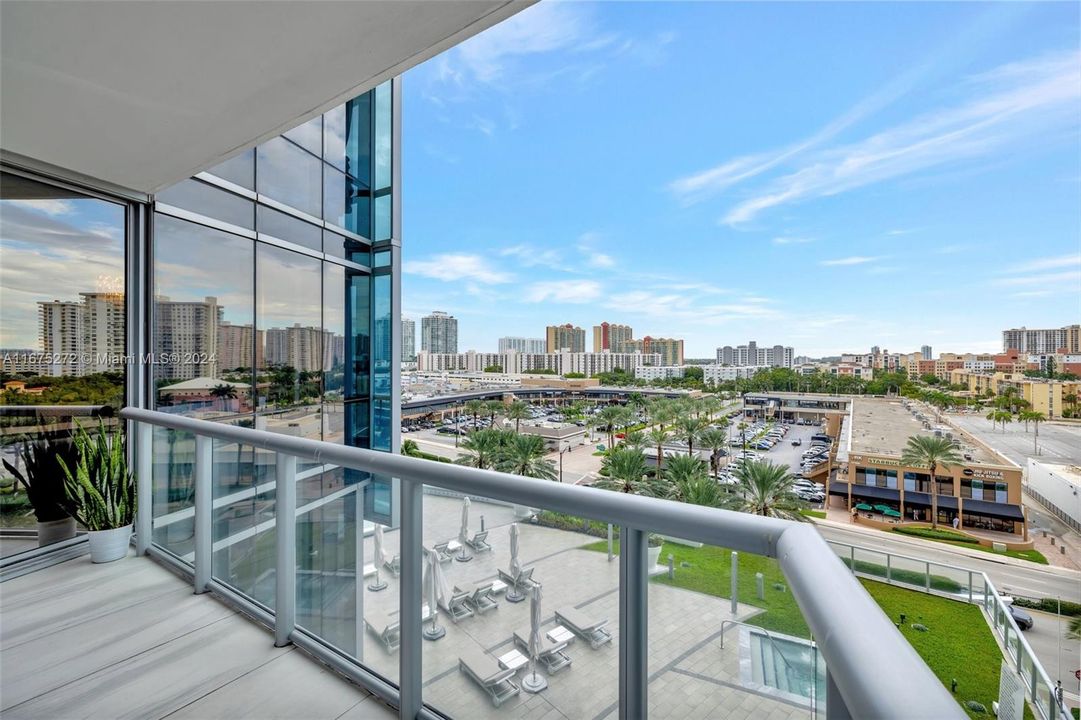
[1007,604,1033,631]
[791,439,802,446]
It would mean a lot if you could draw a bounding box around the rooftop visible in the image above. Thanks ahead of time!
[849,397,1003,466]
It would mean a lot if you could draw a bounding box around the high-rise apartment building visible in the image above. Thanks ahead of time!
[546,323,585,353]
[921,345,933,360]
[38,300,83,376]
[421,311,458,354]
[621,336,684,366]
[498,336,546,354]
[36,293,126,376]
[218,322,262,371]
[153,296,222,380]
[592,322,633,352]
[716,340,793,368]
[264,324,326,373]
[1002,325,1080,354]
[401,317,416,362]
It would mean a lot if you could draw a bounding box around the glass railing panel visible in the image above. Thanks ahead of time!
[421,494,619,718]
[649,537,821,719]
[152,427,196,559]
[352,471,399,685]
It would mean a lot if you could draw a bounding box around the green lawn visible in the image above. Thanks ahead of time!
[583,539,1029,719]
[799,509,827,520]
[891,527,1049,564]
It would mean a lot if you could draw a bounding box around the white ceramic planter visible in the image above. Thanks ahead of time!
[647,544,662,570]
[87,524,131,563]
[37,517,76,547]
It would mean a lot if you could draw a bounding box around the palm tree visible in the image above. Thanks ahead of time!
[998,410,1014,434]
[505,401,530,433]
[698,427,728,476]
[454,428,505,470]
[621,430,648,452]
[1028,411,1046,452]
[725,460,805,520]
[663,454,721,507]
[1064,393,1078,415]
[464,399,485,432]
[647,427,669,475]
[400,439,421,457]
[210,383,238,410]
[485,400,505,427]
[597,405,625,449]
[1067,615,1081,641]
[737,421,750,451]
[664,453,708,486]
[900,435,962,530]
[594,447,659,495]
[674,416,706,455]
[496,434,557,480]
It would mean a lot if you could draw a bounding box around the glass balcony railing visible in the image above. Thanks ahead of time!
[122,406,964,720]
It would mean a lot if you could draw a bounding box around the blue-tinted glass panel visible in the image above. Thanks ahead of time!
[157,179,254,230]
[324,230,368,261]
[324,165,347,228]
[323,263,346,443]
[346,94,371,187]
[257,137,321,218]
[205,149,255,189]
[257,203,321,252]
[284,116,322,156]
[372,250,391,268]
[374,194,391,241]
[347,273,370,399]
[373,82,391,190]
[372,273,391,398]
[323,105,347,171]
[372,397,392,452]
[346,400,370,448]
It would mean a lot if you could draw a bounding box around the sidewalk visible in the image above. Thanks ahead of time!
[813,511,1081,579]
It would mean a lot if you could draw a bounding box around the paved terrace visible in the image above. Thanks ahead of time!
[850,398,1003,465]
[1,494,817,720]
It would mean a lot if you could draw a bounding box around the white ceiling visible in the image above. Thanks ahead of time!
[1,1,529,195]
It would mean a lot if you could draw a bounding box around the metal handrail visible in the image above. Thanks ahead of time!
[120,406,962,720]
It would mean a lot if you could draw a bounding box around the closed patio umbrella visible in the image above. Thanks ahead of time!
[522,583,547,693]
[422,547,447,640]
[507,523,524,602]
[457,496,472,562]
[369,524,387,591]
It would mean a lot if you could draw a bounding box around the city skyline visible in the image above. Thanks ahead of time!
[401,1,1081,356]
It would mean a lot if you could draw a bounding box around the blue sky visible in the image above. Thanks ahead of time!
[402,1,1081,358]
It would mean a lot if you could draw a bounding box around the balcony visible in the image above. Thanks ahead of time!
[2,407,965,720]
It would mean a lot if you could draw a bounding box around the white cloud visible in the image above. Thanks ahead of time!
[819,256,881,267]
[523,280,602,304]
[589,253,615,269]
[499,244,565,270]
[994,270,1080,287]
[1009,253,1080,273]
[5,198,74,216]
[772,236,813,245]
[403,254,512,284]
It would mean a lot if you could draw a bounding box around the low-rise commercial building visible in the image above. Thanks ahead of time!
[831,398,1025,539]
[743,391,851,434]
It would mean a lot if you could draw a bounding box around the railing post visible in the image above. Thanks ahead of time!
[619,527,647,720]
[925,561,931,593]
[135,422,152,555]
[354,483,365,662]
[968,571,973,604]
[826,668,854,720]
[193,435,212,594]
[886,554,891,584]
[275,453,297,647]
[399,479,422,720]
[730,551,739,614]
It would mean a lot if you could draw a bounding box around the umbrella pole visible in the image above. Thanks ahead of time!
[368,565,386,592]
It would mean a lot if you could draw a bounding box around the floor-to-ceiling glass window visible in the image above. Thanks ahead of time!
[0,171,126,558]
[148,81,396,666]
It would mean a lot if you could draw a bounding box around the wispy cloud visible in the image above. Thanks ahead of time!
[995,270,1080,287]
[1009,253,1080,273]
[6,198,74,217]
[772,236,814,245]
[499,244,565,270]
[403,254,512,284]
[819,256,882,267]
[523,280,602,304]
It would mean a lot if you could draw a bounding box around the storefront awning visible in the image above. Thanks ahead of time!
[828,483,899,503]
[962,498,1025,522]
[903,492,958,511]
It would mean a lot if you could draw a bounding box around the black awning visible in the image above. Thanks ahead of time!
[832,483,900,502]
[904,492,957,511]
[962,498,1025,521]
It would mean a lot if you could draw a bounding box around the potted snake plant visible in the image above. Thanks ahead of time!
[59,420,135,563]
[2,431,80,546]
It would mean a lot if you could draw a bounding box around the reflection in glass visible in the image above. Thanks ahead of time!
[257,204,321,252]
[372,273,392,399]
[324,105,346,171]
[205,149,255,189]
[347,273,370,400]
[324,230,369,261]
[324,165,347,228]
[257,137,322,218]
[323,263,346,444]
[284,116,322,156]
[157,178,254,229]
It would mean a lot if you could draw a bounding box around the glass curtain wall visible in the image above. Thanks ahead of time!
[0,171,127,557]
[149,82,396,661]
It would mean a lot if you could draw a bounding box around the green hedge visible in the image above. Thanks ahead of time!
[893,527,982,545]
[1011,597,1081,617]
[412,450,451,463]
[534,510,613,539]
[840,556,963,593]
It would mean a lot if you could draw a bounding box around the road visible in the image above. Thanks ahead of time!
[1023,609,1081,703]
[947,412,1081,467]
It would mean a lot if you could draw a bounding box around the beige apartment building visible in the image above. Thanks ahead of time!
[949,369,1080,417]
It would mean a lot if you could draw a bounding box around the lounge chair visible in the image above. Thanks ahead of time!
[555,607,612,650]
[498,566,536,594]
[465,530,491,554]
[433,541,455,564]
[513,630,572,674]
[459,647,520,708]
[365,611,400,653]
[458,582,498,614]
[440,589,475,623]
[384,554,400,578]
